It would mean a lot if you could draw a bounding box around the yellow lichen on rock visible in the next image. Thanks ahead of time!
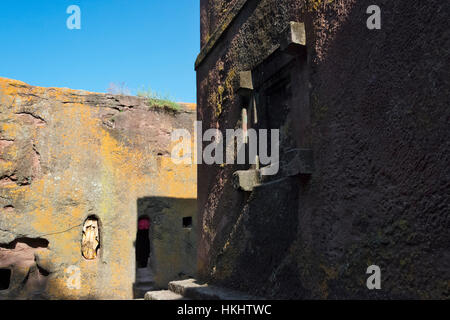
[0,77,196,299]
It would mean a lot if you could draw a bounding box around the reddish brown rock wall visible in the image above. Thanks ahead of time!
[196,0,449,299]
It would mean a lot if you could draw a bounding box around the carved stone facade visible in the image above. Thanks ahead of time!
[196,0,448,299]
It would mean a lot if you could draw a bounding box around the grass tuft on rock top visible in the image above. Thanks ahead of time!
[137,87,181,112]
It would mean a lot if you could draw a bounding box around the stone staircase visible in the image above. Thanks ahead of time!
[144,278,258,300]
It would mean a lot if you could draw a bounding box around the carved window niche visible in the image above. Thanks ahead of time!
[233,21,313,192]
[81,216,100,260]
[0,269,11,290]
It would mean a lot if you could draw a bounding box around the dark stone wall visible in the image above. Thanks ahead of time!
[196,0,449,299]
[200,0,241,47]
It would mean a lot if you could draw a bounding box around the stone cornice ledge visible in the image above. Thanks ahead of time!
[195,0,249,70]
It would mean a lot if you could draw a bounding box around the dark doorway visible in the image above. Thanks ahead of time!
[136,216,150,268]
[0,269,11,290]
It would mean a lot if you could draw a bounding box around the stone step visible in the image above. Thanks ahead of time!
[168,278,258,300]
[144,290,186,300]
[168,278,207,296]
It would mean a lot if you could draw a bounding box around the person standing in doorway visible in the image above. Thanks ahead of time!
[136,217,150,268]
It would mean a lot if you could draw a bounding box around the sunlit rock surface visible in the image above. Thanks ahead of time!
[0,77,196,299]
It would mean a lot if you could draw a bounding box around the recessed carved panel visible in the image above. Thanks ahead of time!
[81,217,100,260]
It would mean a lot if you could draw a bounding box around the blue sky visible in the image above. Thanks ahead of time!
[0,1,199,102]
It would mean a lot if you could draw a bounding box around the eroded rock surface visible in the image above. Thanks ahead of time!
[0,77,196,299]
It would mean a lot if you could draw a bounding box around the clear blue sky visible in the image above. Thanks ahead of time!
[0,1,199,102]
